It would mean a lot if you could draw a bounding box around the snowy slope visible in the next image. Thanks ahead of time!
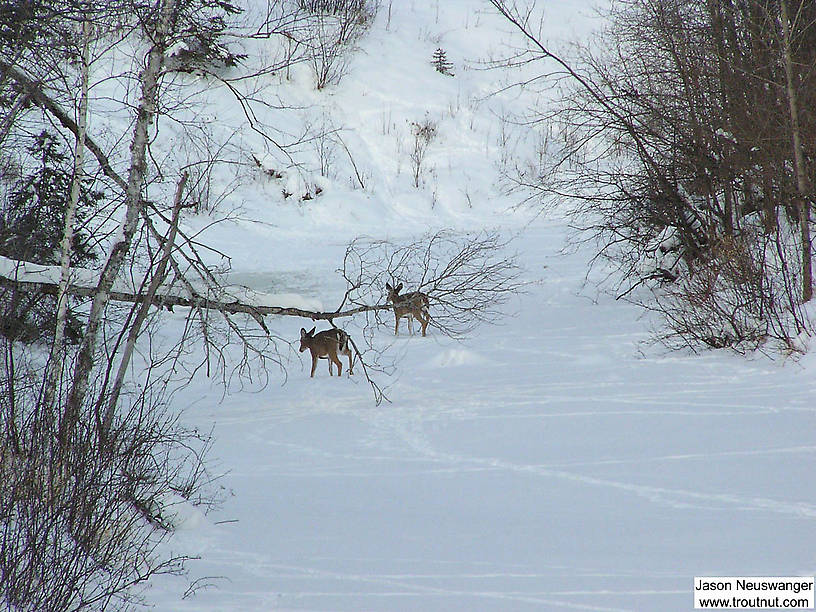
[142,1,816,611]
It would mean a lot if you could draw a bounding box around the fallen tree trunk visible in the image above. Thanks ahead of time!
[0,255,389,329]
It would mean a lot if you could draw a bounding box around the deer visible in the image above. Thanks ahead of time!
[299,327,354,378]
[385,281,430,336]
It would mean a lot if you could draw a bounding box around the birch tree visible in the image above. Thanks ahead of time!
[42,19,93,413]
[1,1,233,607]
[57,0,179,447]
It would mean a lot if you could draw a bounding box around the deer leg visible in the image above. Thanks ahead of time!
[418,311,428,336]
[310,354,318,378]
[394,315,400,335]
[347,351,354,375]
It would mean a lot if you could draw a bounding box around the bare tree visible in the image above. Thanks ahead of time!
[490,0,815,351]
[409,117,437,188]
[296,0,379,89]
[1,1,239,607]
[43,18,92,419]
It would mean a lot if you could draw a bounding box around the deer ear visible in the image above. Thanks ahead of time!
[300,328,307,338]
[385,282,392,291]
[309,327,316,335]
[396,282,403,291]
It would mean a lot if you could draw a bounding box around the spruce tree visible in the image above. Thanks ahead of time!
[0,132,101,343]
[431,47,454,76]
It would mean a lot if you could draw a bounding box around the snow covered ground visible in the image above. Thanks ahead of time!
[148,219,816,611]
[144,1,816,610]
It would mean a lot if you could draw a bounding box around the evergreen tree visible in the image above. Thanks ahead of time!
[0,131,101,343]
[431,47,454,76]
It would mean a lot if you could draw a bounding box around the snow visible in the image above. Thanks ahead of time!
[118,1,816,610]
[0,254,97,286]
[147,221,816,611]
[426,347,488,368]
[0,254,321,311]
[157,492,211,532]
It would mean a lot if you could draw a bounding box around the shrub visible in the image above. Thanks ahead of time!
[298,0,378,89]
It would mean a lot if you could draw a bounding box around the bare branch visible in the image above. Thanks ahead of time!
[340,230,526,338]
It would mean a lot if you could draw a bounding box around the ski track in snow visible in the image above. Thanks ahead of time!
[391,426,816,518]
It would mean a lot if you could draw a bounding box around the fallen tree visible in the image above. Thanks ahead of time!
[0,255,390,329]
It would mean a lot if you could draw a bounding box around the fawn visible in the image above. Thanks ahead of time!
[385,282,430,336]
[299,327,354,377]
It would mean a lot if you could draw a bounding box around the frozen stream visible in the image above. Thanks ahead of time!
[149,221,816,611]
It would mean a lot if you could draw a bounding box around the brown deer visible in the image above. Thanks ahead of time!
[299,327,354,378]
[385,282,430,336]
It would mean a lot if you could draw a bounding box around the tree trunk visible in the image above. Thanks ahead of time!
[780,0,813,303]
[44,19,93,413]
[707,0,735,236]
[59,0,178,447]
[0,92,30,147]
[0,258,389,323]
[98,171,188,444]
